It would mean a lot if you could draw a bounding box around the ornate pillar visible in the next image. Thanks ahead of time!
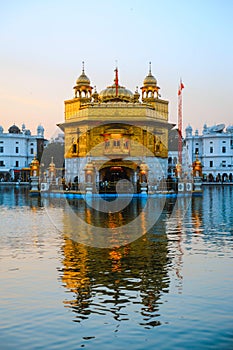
[84,161,94,195]
[30,156,40,194]
[192,154,203,194]
[140,161,148,195]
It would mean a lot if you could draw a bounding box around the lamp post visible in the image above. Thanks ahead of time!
[140,161,148,195]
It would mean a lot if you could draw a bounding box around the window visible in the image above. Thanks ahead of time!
[210,161,213,168]
[222,161,226,167]
[16,146,19,153]
[195,148,199,155]
[0,161,4,166]
[0,146,3,153]
[113,140,120,147]
[210,146,213,153]
[222,146,226,153]
[72,144,77,153]
[105,140,110,149]
[30,148,34,155]
[15,161,19,167]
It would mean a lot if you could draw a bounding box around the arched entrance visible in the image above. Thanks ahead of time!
[208,173,214,182]
[99,160,139,193]
[222,173,228,182]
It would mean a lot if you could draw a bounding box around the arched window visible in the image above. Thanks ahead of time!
[113,140,120,148]
[124,140,129,149]
[105,140,110,149]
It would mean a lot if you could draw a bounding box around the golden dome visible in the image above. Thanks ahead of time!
[143,62,157,86]
[99,68,134,103]
[99,85,133,102]
[76,62,90,86]
[31,156,39,166]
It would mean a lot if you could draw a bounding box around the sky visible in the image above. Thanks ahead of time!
[0,0,233,139]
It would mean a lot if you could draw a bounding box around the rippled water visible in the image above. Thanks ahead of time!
[0,186,233,349]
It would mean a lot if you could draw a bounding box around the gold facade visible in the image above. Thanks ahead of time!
[58,63,173,186]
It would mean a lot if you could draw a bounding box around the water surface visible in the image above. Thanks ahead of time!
[0,186,233,349]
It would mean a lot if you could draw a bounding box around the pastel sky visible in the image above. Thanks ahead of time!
[0,0,233,139]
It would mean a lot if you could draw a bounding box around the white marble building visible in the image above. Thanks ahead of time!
[185,124,233,182]
[0,124,47,181]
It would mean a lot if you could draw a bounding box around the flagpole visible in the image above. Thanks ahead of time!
[178,79,184,165]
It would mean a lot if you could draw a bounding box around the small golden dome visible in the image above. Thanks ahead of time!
[143,62,157,86]
[49,157,55,168]
[76,62,90,86]
[76,72,90,86]
[31,156,39,166]
[30,155,40,176]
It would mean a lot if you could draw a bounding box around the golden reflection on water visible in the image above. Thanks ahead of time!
[59,199,171,326]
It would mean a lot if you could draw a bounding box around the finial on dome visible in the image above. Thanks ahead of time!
[149,61,152,74]
[114,66,119,97]
[82,61,85,73]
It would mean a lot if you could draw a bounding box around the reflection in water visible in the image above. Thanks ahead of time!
[57,188,233,329]
[0,185,43,209]
[60,233,169,328]
[44,195,168,248]
[58,197,177,328]
[1,186,233,348]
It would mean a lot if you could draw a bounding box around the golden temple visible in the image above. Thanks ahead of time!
[58,62,174,193]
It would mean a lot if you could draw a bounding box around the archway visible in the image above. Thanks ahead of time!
[222,173,228,182]
[99,160,139,193]
[208,173,214,182]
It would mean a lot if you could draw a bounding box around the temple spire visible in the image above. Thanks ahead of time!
[114,65,119,97]
[149,61,152,75]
